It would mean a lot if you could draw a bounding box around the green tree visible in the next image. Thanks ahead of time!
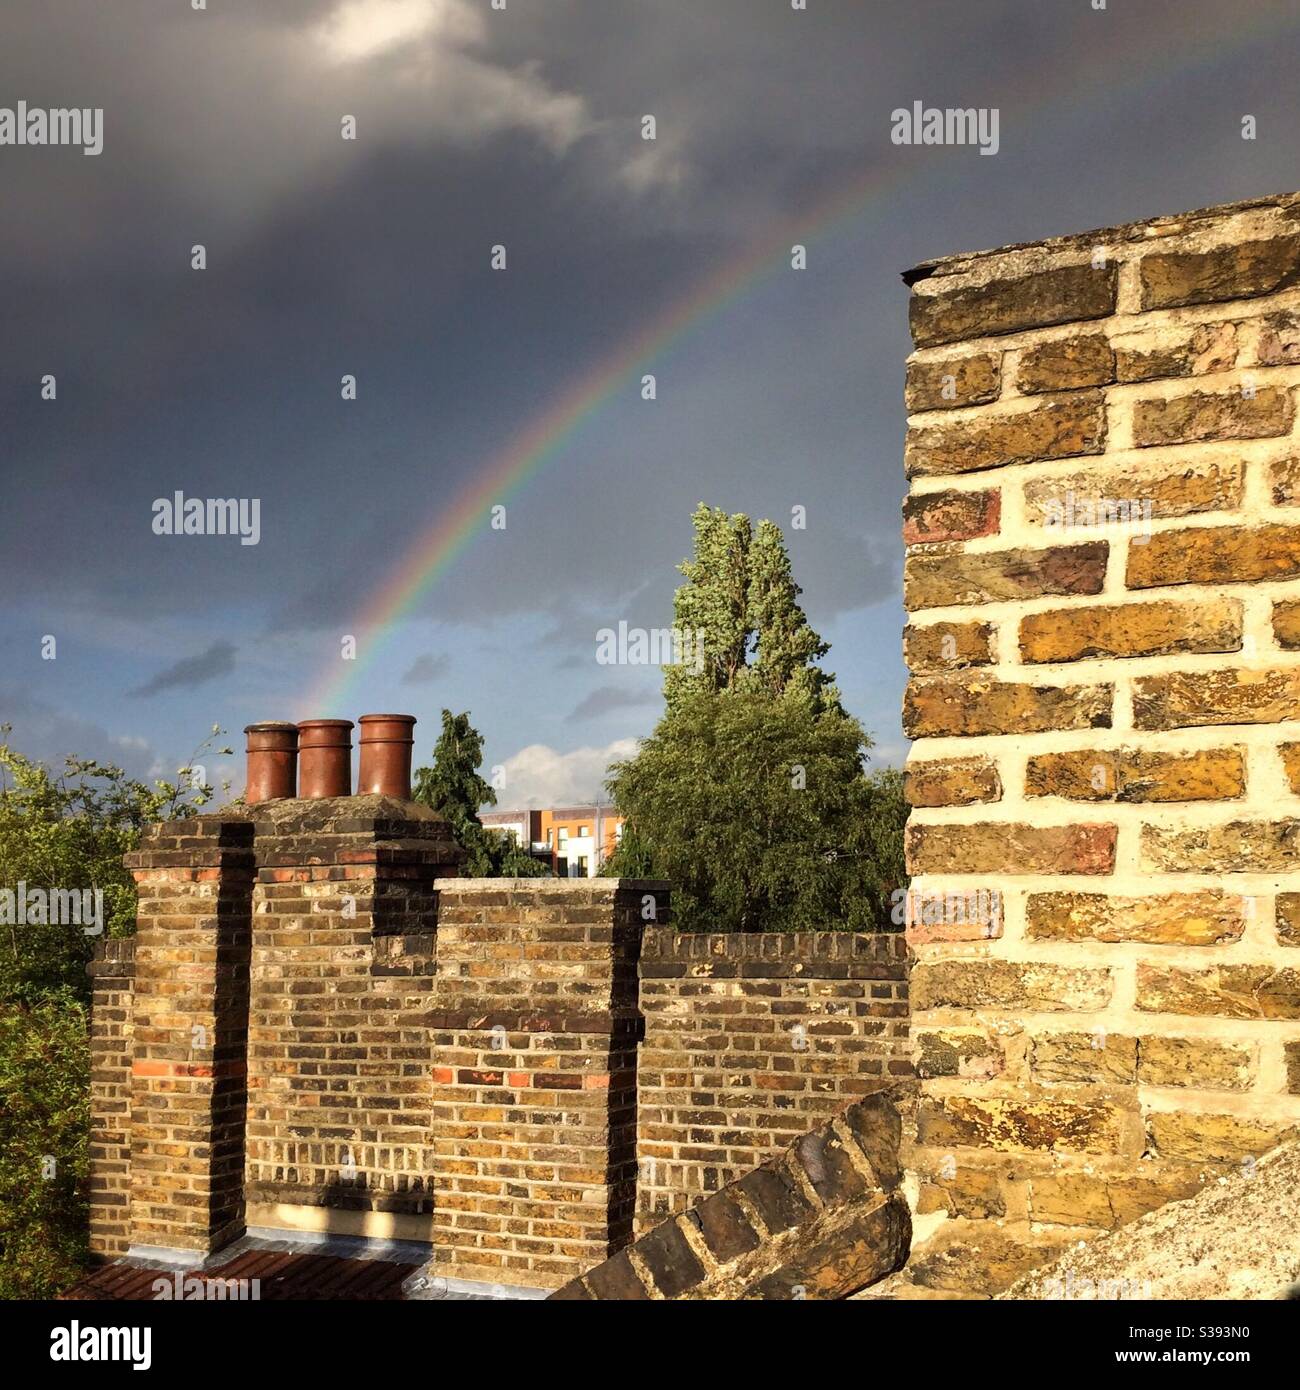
[0,726,229,1298]
[412,710,550,877]
[606,508,906,931]
[0,727,230,1004]
[664,504,838,713]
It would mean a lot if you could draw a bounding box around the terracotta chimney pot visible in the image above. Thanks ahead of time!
[244,722,299,804]
[357,714,417,799]
[297,719,354,798]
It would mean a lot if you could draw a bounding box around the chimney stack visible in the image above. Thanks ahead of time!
[296,719,354,798]
[357,713,417,799]
[244,722,299,803]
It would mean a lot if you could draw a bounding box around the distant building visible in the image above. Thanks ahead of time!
[479,806,625,877]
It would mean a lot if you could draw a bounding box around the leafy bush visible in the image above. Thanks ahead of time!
[0,727,226,1298]
[0,993,90,1299]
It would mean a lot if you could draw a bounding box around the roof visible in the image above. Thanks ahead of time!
[58,1234,488,1302]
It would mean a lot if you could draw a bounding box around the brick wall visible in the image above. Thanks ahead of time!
[242,797,458,1237]
[426,877,661,1290]
[553,1091,909,1301]
[87,938,135,1259]
[901,192,1300,1294]
[122,816,254,1256]
[635,930,910,1233]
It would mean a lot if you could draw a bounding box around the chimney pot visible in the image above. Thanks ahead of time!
[244,721,299,804]
[357,714,417,799]
[296,719,354,798]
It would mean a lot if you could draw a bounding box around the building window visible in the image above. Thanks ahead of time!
[576,857,589,876]
[558,828,569,846]
[579,825,589,837]
[546,828,553,846]
[615,822,624,842]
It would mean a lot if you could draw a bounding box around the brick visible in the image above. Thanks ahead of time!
[1015,334,1115,393]
[904,886,1003,944]
[1133,669,1300,731]
[1276,894,1300,945]
[1140,818,1300,873]
[1026,890,1247,946]
[905,541,1107,610]
[1138,234,1300,310]
[1146,1112,1297,1164]
[1028,1171,1203,1228]
[905,352,1001,411]
[904,673,1111,739]
[915,1029,1006,1080]
[1131,386,1293,448]
[916,1094,1125,1155]
[909,262,1117,349]
[903,488,1000,545]
[1287,1041,1300,1093]
[1136,962,1300,1019]
[794,1127,869,1204]
[839,1094,903,1192]
[1256,309,1300,366]
[1273,598,1300,648]
[1030,1031,1137,1085]
[905,392,1106,477]
[1135,1036,1254,1091]
[693,1192,761,1263]
[903,620,995,674]
[912,959,1112,1013]
[906,757,1001,808]
[1271,455,1300,511]
[906,1224,1076,1296]
[1279,747,1300,798]
[1128,522,1300,589]
[1112,321,1241,382]
[733,1166,813,1235]
[906,821,1115,876]
[1024,747,1246,803]
[1023,458,1243,527]
[918,1167,1005,1220]
[1019,598,1241,663]
[633,1216,706,1298]
[583,1249,649,1300]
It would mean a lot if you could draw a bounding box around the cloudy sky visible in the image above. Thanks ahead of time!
[4,0,1300,805]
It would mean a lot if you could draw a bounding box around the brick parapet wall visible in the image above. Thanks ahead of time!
[92,811,911,1292]
[243,797,458,1224]
[901,191,1300,1294]
[636,929,911,1234]
[122,817,255,1255]
[87,938,136,1260]
[426,878,666,1290]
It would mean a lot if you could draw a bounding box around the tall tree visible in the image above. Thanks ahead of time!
[663,504,837,710]
[746,518,838,711]
[605,507,905,931]
[412,710,549,878]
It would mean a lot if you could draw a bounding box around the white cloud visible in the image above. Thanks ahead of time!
[496,738,639,808]
[314,0,482,65]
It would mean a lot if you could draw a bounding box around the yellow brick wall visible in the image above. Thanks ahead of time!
[900,193,1300,1296]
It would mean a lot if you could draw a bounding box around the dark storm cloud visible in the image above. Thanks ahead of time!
[5,0,1300,787]
[0,685,157,779]
[131,641,237,697]
[401,652,451,685]
[566,683,660,724]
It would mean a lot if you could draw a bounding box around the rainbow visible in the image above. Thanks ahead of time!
[305,1,1300,716]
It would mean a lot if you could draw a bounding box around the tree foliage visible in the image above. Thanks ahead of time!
[412,709,550,877]
[0,726,228,1298]
[606,506,906,931]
